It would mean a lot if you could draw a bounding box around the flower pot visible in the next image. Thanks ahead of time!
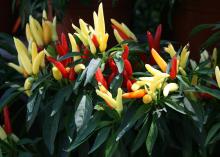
[171,0,220,59]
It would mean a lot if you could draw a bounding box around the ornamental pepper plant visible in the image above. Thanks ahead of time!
[0,3,220,157]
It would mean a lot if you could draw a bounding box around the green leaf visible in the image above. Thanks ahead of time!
[46,45,57,58]
[177,75,190,88]
[116,105,150,141]
[202,31,220,48]
[51,86,73,116]
[88,127,111,154]
[105,133,119,157]
[57,52,82,61]
[75,95,93,132]
[43,111,61,154]
[110,74,123,96]
[146,117,158,156]
[189,24,214,37]
[26,92,43,130]
[205,122,220,146]
[84,58,101,86]
[73,68,87,92]
[31,74,50,91]
[164,99,186,114]
[195,85,220,99]
[131,115,151,153]
[0,87,21,111]
[114,57,124,74]
[67,112,102,151]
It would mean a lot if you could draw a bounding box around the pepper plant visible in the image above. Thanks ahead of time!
[1,3,220,157]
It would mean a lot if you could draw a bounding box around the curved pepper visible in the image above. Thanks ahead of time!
[47,56,68,78]
[95,68,108,89]
[151,48,167,72]
[122,89,146,99]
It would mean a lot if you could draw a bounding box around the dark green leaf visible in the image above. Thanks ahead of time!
[114,57,124,74]
[202,31,220,48]
[0,87,21,111]
[75,95,93,131]
[88,127,111,154]
[146,117,158,156]
[67,112,102,151]
[116,105,150,141]
[164,99,186,114]
[51,86,72,116]
[31,74,50,91]
[205,122,220,146]
[57,52,82,61]
[110,74,123,96]
[26,92,42,130]
[131,115,151,153]
[105,133,119,157]
[43,111,61,154]
[189,24,214,37]
[196,85,220,99]
[84,58,101,86]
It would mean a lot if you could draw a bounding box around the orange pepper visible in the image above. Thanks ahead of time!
[122,89,146,99]
[151,48,167,72]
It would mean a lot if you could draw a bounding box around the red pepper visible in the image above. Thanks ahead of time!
[154,24,162,52]
[82,48,90,60]
[108,72,117,85]
[95,68,108,89]
[126,79,132,92]
[3,106,12,134]
[122,45,129,60]
[69,68,76,81]
[146,24,162,64]
[199,93,213,99]
[108,58,118,72]
[124,59,133,78]
[170,56,177,80]
[112,25,130,40]
[47,56,69,78]
[92,34,99,48]
[61,33,68,53]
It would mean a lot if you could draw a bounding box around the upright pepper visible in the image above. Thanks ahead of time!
[170,56,177,80]
[151,48,167,72]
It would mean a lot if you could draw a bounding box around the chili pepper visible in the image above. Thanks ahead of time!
[164,43,176,58]
[142,94,152,104]
[146,31,154,53]
[52,67,62,80]
[92,34,99,48]
[112,25,130,40]
[124,59,133,77]
[29,16,44,47]
[74,64,86,73]
[163,83,179,97]
[0,126,7,141]
[215,66,220,88]
[199,93,213,100]
[61,33,68,52]
[3,106,12,134]
[126,79,132,92]
[145,64,163,76]
[88,37,96,54]
[32,50,45,75]
[68,68,76,81]
[42,21,52,45]
[151,48,167,72]
[122,45,129,59]
[14,38,33,75]
[108,58,118,72]
[108,72,117,85]
[212,48,217,67]
[95,68,108,89]
[52,17,58,42]
[24,77,33,96]
[154,24,162,52]
[122,89,146,99]
[82,48,90,60]
[113,29,123,43]
[8,63,24,75]
[47,56,68,78]
[170,56,177,80]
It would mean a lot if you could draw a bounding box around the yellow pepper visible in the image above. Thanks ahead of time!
[113,29,123,43]
[31,42,38,63]
[0,126,7,141]
[164,43,176,58]
[25,24,34,43]
[52,67,62,80]
[14,38,32,75]
[8,63,24,75]
[151,48,167,72]
[32,50,45,75]
[74,64,86,73]
[142,94,152,104]
[215,66,220,88]
[212,48,217,67]
[52,17,58,42]
[42,21,52,45]
[180,44,190,69]
[145,64,163,76]
[24,77,33,96]
[163,83,179,97]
